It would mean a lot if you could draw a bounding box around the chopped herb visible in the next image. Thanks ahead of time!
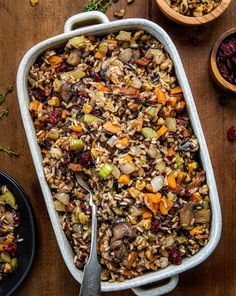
[83,0,119,12]
[0,84,13,105]
[0,108,8,120]
[0,146,20,157]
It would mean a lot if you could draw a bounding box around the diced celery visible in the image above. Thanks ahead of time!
[84,114,102,123]
[67,36,86,48]
[147,107,157,118]
[98,164,113,179]
[0,252,11,263]
[11,258,17,269]
[0,191,15,208]
[175,153,183,170]
[141,127,158,139]
[60,69,86,80]
[48,129,59,140]
[116,31,132,41]
[69,139,84,152]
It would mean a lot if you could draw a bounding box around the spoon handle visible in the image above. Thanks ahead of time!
[79,204,101,296]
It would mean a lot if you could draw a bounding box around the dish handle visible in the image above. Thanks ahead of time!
[64,11,110,33]
[131,275,179,296]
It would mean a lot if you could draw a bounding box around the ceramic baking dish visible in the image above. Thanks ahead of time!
[16,11,222,296]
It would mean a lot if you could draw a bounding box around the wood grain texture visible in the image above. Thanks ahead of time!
[0,0,235,295]
[156,0,232,26]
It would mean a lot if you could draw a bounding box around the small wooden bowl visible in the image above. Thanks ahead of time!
[210,28,236,93]
[155,0,231,26]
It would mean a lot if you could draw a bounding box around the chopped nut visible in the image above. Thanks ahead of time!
[30,0,39,6]
[114,9,125,18]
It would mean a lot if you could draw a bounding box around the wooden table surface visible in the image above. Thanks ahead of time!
[0,0,235,295]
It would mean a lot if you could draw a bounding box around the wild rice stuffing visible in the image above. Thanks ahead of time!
[28,30,211,282]
[165,0,220,17]
[0,186,22,280]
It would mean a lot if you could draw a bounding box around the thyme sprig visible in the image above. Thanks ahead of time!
[0,145,20,157]
[0,108,8,120]
[0,84,13,104]
[84,0,118,12]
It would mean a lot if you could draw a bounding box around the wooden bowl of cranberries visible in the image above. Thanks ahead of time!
[210,28,236,93]
[0,171,37,296]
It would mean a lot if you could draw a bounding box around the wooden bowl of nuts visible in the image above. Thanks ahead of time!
[210,28,236,93]
[155,0,232,26]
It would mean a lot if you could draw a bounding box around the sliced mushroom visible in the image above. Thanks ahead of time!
[194,209,211,224]
[118,48,133,63]
[60,83,73,102]
[179,138,199,152]
[180,201,197,230]
[112,221,135,242]
[66,49,81,66]
[101,268,111,281]
[110,239,127,260]
[4,211,14,226]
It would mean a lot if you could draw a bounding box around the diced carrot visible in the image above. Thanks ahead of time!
[145,193,162,203]
[170,86,183,96]
[190,226,203,236]
[5,235,13,244]
[94,51,105,59]
[0,244,4,251]
[103,121,121,134]
[48,96,60,107]
[118,175,131,185]
[129,103,140,111]
[48,55,63,65]
[34,119,42,126]
[157,125,168,137]
[91,148,100,157]
[155,87,166,104]
[190,192,202,202]
[167,147,174,155]
[143,210,152,219]
[147,203,159,215]
[92,140,96,148]
[145,184,154,193]
[176,101,186,112]
[68,163,83,172]
[132,118,143,131]
[30,100,41,111]
[167,97,177,107]
[135,180,146,191]
[177,171,185,184]
[41,149,48,155]
[71,125,83,132]
[146,250,156,261]
[125,251,138,267]
[136,57,151,67]
[61,110,67,119]
[124,154,133,162]
[159,196,173,215]
[149,262,158,270]
[97,83,109,92]
[118,137,129,147]
[120,269,133,277]
[167,174,177,190]
[129,187,140,198]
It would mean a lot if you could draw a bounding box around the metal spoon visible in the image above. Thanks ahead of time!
[76,173,101,296]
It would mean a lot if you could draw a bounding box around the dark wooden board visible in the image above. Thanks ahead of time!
[0,0,235,295]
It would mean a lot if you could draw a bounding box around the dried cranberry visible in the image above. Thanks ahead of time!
[62,152,74,166]
[218,95,231,106]
[150,219,159,234]
[12,210,21,225]
[91,109,102,117]
[87,68,101,82]
[169,247,182,265]
[3,243,17,254]
[55,62,72,73]
[79,152,94,168]
[48,109,62,124]
[139,46,147,57]
[31,88,45,100]
[227,126,236,141]
[80,201,89,213]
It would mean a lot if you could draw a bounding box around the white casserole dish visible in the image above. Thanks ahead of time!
[16,11,222,296]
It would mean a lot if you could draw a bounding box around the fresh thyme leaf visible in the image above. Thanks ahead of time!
[83,0,118,12]
[0,145,20,157]
[0,84,13,105]
[0,108,8,120]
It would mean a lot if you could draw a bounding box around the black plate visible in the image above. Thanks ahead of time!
[0,171,37,296]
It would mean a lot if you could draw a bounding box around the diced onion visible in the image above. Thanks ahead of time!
[54,200,66,212]
[55,192,70,205]
[119,163,136,175]
[166,117,177,132]
[107,135,119,147]
[151,175,164,192]
[111,166,121,179]
[50,147,63,159]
